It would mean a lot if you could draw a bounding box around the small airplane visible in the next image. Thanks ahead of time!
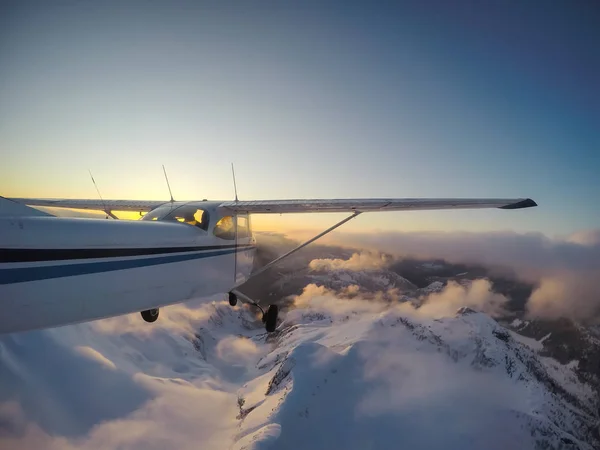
[0,192,537,335]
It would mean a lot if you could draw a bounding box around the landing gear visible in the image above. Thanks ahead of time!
[226,212,363,334]
[263,305,279,333]
[228,291,279,333]
[141,308,159,323]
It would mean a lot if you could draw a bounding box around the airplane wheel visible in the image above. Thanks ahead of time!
[264,305,278,333]
[141,308,159,323]
[228,292,238,306]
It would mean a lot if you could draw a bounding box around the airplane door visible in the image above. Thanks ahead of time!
[234,214,254,285]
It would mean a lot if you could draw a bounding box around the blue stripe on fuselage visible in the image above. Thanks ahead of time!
[0,248,240,285]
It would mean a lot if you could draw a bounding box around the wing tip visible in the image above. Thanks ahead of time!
[499,198,538,210]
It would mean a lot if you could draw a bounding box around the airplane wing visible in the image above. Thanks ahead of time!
[10,197,537,214]
[220,198,537,214]
[9,198,166,212]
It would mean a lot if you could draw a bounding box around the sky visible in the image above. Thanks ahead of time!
[1,0,598,235]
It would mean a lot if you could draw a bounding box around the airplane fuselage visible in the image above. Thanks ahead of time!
[1,193,538,335]
[0,202,255,333]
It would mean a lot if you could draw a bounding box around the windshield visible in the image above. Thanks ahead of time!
[141,204,210,230]
[140,204,181,221]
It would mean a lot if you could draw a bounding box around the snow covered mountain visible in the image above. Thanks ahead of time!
[2,288,598,449]
[232,292,599,450]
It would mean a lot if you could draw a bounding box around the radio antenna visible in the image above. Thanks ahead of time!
[231,163,239,285]
[231,163,239,202]
[88,170,109,218]
[162,165,175,203]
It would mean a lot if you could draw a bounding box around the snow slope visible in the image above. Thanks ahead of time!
[234,291,599,450]
[1,288,598,449]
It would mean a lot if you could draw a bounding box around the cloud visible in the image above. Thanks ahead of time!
[418,279,509,319]
[566,229,600,246]
[288,284,389,322]
[527,272,600,321]
[309,252,390,271]
[263,228,600,322]
[329,229,600,322]
[216,336,261,366]
[288,279,507,323]
[322,229,600,276]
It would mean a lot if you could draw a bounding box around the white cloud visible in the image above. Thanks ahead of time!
[418,279,509,319]
[566,229,600,246]
[266,228,600,322]
[289,284,389,319]
[288,279,507,322]
[527,272,600,321]
[309,252,390,271]
[216,336,261,366]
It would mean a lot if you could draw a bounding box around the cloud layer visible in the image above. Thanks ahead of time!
[275,228,600,322]
[309,252,390,271]
[288,280,508,322]
[323,229,600,276]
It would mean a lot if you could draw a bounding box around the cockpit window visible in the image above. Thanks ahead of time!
[140,204,179,221]
[236,215,249,239]
[141,205,209,231]
[213,215,250,240]
[170,208,209,230]
[214,216,235,240]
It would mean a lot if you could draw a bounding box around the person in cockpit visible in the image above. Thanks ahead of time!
[183,211,198,227]
[197,210,209,231]
[183,209,209,231]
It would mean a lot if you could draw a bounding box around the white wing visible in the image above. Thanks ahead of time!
[220,198,537,214]
[9,198,167,212]
[10,197,537,215]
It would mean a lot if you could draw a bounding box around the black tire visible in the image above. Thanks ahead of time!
[264,305,278,333]
[228,292,238,306]
[141,308,159,323]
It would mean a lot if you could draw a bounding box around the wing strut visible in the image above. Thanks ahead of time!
[229,211,362,331]
[240,211,361,286]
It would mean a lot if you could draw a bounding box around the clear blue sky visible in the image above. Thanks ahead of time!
[1,1,598,235]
